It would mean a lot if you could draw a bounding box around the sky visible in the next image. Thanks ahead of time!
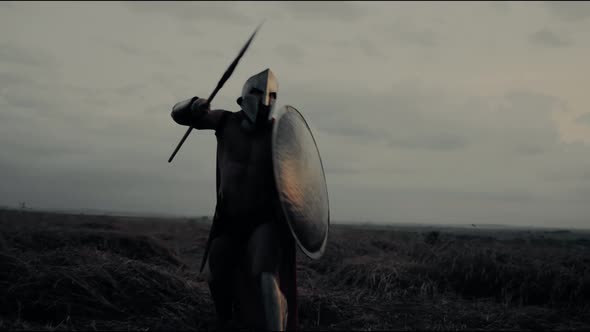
[1,1,590,228]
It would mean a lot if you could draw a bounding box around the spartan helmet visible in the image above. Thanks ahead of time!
[237,69,278,124]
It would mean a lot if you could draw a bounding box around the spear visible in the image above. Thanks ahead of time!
[168,22,263,163]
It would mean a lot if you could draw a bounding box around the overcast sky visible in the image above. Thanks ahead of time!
[1,1,590,228]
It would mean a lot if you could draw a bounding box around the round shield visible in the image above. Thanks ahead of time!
[271,105,330,260]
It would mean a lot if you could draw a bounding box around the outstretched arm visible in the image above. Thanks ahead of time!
[171,97,228,131]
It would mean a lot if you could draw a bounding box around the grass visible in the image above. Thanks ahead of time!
[1,208,589,330]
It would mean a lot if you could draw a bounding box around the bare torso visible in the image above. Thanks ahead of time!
[171,104,278,229]
[215,111,276,221]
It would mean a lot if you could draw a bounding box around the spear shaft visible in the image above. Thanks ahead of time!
[168,23,263,163]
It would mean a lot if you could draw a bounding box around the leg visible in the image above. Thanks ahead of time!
[207,235,236,325]
[246,222,288,331]
[279,232,298,331]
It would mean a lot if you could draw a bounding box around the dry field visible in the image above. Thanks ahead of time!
[1,208,589,331]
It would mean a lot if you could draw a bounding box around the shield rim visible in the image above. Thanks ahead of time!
[271,104,330,260]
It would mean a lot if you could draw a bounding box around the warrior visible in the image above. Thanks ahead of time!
[170,69,298,331]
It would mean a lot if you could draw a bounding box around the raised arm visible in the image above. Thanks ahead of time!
[171,96,228,131]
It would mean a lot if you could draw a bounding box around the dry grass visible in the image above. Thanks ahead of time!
[1,209,589,330]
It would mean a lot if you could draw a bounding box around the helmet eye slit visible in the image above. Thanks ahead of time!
[250,88,264,96]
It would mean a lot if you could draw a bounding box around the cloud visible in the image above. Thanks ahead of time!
[281,1,368,21]
[529,28,572,47]
[111,41,145,57]
[113,84,144,97]
[325,164,415,177]
[326,38,386,59]
[543,164,590,183]
[123,1,253,25]
[576,113,590,125]
[3,2,590,228]
[144,102,173,116]
[358,39,384,58]
[544,1,590,22]
[293,81,563,156]
[193,49,225,59]
[0,42,55,67]
[489,1,511,14]
[382,21,438,48]
[283,82,584,225]
[0,71,64,115]
[393,27,438,47]
[108,41,169,65]
[0,72,35,89]
[0,157,211,214]
[274,44,305,65]
[3,93,56,111]
[387,134,468,151]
